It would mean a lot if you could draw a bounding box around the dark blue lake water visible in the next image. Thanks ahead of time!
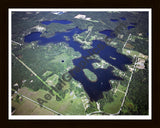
[99,30,116,38]
[120,17,126,20]
[110,19,119,22]
[24,26,132,101]
[41,20,73,25]
[130,23,137,25]
[127,26,135,30]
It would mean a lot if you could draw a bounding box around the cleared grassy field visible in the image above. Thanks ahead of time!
[117,85,127,92]
[103,91,124,114]
[12,94,56,115]
[122,48,139,57]
[17,87,85,115]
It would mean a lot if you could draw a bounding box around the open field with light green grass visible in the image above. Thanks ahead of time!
[122,48,139,57]
[123,48,148,59]
[18,87,85,115]
[49,52,74,63]
[12,93,56,115]
[46,74,59,86]
[48,52,76,72]
[42,71,53,77]
[103,91,124,114]
[117,85,127,92]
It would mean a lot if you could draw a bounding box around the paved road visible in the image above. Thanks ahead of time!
[122,33,132,50]
[85,27,92,41]
[115,58,137,115]
[12,40,22,46]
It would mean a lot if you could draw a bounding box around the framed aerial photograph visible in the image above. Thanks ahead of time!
[8,8,152,120]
